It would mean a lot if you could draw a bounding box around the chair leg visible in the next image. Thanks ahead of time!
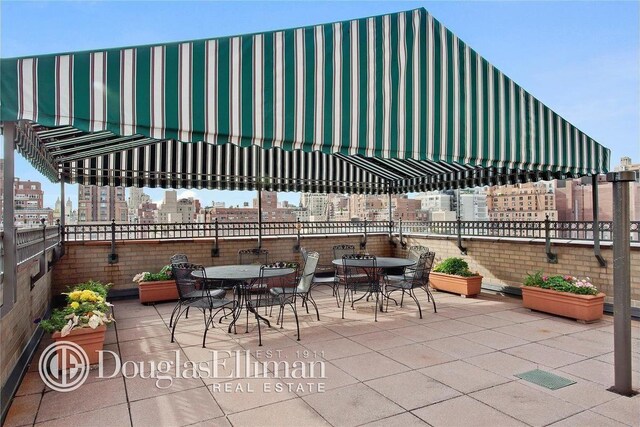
[423,286,437,313]
[169,301,182,327]
[170,305,188,343]
[288,302,301,341]
[255,310,263,346]
[341,287,348,319]
[202,309,213,348]
[307,293,320,321]
[374,291,379,322]
[409,289,423,319]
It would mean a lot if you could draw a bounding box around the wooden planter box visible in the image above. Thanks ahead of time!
[521,286,605,322]
[429,272,483,297]
[52,325,107,366]
[138,280,179,304]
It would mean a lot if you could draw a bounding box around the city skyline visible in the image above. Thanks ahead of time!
[1,1,637,208]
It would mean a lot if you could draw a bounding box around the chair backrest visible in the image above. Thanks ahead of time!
[238,248,269,265]
[170,253,189,264]
[172,262,203,299]
[408,251,436,284]
[333,244,355,260]
[259,262,299,289]
[297,251,319,293]
[341,253,378,286]
[407,246,429,262]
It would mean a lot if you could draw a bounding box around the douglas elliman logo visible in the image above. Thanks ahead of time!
[40,343,326,393]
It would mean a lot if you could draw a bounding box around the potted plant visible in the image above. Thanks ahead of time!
[429,257,483,297]
[521,272,605,322]
[38,281,114,366]
[134,265,179,304]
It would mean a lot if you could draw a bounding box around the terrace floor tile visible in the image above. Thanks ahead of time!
[303,383,404,427]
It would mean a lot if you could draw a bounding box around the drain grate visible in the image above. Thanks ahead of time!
[515,369,576,390]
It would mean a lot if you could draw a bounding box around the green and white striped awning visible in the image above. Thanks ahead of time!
[0,8,610,194]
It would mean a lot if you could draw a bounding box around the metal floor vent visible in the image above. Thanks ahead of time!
[515,369,576,390]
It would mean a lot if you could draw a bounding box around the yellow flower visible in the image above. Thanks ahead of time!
[80,290,98,302]
[70,301,80,309]
[69,291,82,301]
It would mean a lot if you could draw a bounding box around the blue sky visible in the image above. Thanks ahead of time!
[1,1,638,209]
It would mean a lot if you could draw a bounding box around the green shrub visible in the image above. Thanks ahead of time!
[433,257,476,277]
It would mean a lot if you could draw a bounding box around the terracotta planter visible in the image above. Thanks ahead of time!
[521,286,605,322]
[52,325,107,366]
[429,272,483,297]
[138,280,178,304]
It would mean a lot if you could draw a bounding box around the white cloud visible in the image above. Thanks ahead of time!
[177,190,198,200]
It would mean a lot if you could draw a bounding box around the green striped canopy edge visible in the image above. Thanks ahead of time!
[0,7,610,193]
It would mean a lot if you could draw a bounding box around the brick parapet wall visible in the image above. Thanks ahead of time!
[394,234,640,307]
[51,234,393,294]
[1,257,52,389]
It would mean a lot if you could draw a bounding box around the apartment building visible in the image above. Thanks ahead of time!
[77,185,128,223]
[487,182,557,221]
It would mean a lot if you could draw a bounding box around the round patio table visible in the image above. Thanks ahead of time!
[193,265,295,333]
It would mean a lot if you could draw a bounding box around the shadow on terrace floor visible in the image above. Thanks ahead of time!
[5,288,640,427]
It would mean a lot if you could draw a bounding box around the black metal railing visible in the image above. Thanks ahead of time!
[15,220,62,265]
[61,220,640,243]
[399,220,640,242]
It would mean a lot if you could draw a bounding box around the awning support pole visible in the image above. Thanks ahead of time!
[388,193,393,240]
[257,149,263,249]
[257,187,263,249]
[592,174,606,267]
[1,122,17,316]
[606,171,635,396]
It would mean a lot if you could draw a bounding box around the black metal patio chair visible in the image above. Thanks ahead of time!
[309,244,356,307]
[245,261,300,346]
[170,262,236,347]
[386,245,430,282]
[271,251,321,325]
[340,253,382,322]
[384,251,437,318]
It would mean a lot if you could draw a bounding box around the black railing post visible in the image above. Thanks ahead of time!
[360,219,368,250]
[293,219,302,252]
[56,219,63,245]
[211,218,220,257]
[31,218,47,288]
[108,219,118,264]
[592,174,606,267]
[40,218,46,258]
[545,215,558,263]
[398,219,406,249]
[457,217,467,255]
